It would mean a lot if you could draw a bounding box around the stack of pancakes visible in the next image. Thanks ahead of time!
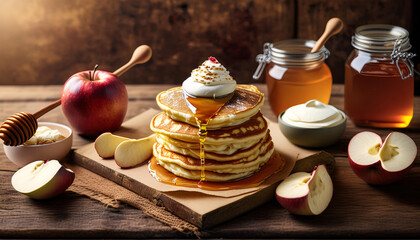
[150,85,275,182]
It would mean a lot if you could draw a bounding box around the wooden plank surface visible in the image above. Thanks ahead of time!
[0,84,420,238]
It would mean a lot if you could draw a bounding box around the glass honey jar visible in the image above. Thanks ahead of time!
[345,25,415,128]
[254,40,333,116]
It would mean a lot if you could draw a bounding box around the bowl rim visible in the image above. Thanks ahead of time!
[278,109,347,130]
[3,122,73,148]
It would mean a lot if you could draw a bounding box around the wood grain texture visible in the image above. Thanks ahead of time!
[0,0,417,86]
[0,84,419,238]
[0,0,294,85]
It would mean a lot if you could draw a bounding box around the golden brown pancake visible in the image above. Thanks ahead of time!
[150,111,267,144]
[156,133,263,155]
[154,142,274,181]
[156,159,255,182]
[157,132,272,161]
[156,85,264,129]
[154,140,273,173]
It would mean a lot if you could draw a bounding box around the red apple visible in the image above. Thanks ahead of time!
[11,160,75,199]
[61,66,128,137]
[348,131,417,185]
[275,164,333,215]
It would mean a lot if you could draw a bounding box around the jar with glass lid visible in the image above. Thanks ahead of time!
[254,39,333,116]
[345,24,415,128]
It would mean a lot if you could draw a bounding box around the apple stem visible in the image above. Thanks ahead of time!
[89,64,99,81]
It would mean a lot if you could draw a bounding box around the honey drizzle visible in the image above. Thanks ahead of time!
[198,121,207,181]
[183,93,233,183]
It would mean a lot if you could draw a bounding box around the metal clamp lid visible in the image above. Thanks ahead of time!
[352,24,411,53]
[253,43,272,80]
[253,40,329,80]
[391,39,416,80]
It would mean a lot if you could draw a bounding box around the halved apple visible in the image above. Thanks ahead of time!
[114,134,156,168]
[348,131,417,185]
[275,164,333,215]
[94,132,130,158]
[11,160,75,199]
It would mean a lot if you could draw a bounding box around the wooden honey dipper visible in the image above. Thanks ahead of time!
[311,17,343,53]
[0,45,152,146]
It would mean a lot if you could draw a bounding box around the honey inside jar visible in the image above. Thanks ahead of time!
[265,61,332,115]
[345,51,414,128]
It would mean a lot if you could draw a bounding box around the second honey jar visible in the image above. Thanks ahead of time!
[345,24,415,128]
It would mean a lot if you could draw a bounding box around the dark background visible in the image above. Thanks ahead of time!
[0,0,418,94]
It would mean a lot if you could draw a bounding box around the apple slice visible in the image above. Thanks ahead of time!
[11,160,75,199]
[275,164,333,215]
[348,131,417,185]
[114,134,156,168]
[95,132,130,158]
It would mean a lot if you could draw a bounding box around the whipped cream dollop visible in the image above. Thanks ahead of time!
[282,100,345,128]
[182,57,237,98]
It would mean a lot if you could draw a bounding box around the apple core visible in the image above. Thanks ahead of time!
[368,143,380,155]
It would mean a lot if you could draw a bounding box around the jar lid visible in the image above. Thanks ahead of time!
[352,24,411,53]
[270,39,329,67]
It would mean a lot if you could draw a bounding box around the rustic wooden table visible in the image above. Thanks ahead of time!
[0,84,419,239]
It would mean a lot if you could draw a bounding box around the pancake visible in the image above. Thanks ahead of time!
[154,139,273,174]
[157,132,272,161]
[156,159,256,182]
[150,111,267,144]
[156,85,264,129]
[155,134,262,155]
[155,143,274,181]
[154,142,273,173]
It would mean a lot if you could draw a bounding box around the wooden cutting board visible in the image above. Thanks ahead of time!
[73,109,334,229]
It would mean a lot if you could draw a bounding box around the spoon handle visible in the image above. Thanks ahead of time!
[113,45,152,77]
[33,99,62,119]
[311,18,343,53]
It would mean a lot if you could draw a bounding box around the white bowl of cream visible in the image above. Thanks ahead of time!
[278,100,347,148]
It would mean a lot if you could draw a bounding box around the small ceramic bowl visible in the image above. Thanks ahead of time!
[3,122,73,167]
[278,110,347,148]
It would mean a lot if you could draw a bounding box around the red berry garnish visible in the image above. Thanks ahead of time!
[208,56,219,63]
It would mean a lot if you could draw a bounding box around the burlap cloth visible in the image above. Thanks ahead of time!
[65,160,200,236]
